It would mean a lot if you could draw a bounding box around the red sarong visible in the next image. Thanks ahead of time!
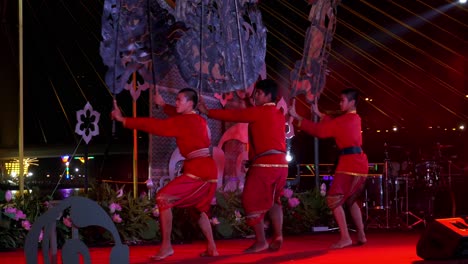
[326,172,366,209]
[156,174,217,213]
[242,166,288,226]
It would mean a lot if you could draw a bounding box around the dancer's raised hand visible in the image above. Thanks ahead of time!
[153,90,166,107]
[311,101,323,119]
[198,96,208,115]
[111,100,124,122]
[288,99,302,120]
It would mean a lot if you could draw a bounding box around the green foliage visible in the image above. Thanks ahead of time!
[210,190,251,239]
[85,183,158,244]
[0,188,49,249]
[0,184,331,250]
[139,218,159,240]
[281,189,332,234]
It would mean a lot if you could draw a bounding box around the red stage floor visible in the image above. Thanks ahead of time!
[2,230,467,264]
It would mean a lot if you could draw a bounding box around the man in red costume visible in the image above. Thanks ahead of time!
[199,79,288,253]
[289,88,368,249]
[112,88,218,260]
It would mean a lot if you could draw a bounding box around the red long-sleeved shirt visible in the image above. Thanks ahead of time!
[208,104,287,165]
[297,112,368,174]
[123,105,216,180]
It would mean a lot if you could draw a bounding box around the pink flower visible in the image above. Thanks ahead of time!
[320,183,327,197]
[112,213,122,223]
[152,207,160,218]
[5,190,12,202]
[283,188,293,199]
[109,203,122,213]
[22,220,32,230]
[210,217,220,225]
[145,179,154,188]
[15,210,27,220]
[116,188,124,198]
[211,196,217,205]
[63,216,72,228]
[234,210,242,219]
[5,207,16,214]
[288,197,300,208]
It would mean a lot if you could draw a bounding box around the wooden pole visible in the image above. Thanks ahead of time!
[18,0,24,196]
[132,72,138,199]
[84,144,89,193]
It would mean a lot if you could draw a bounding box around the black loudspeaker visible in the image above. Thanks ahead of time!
[416,217,468,260]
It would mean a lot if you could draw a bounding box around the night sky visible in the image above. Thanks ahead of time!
[0,0,466,162]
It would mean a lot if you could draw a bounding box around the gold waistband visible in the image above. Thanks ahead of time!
[186,148,211,160]
[251,164,289,168]
[185,173,218,183]
[335,171,369,177]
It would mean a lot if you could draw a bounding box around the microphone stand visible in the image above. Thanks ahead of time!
[383,143,391,229]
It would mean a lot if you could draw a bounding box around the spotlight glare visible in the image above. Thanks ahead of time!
[460,0,467,4]
[459,125,465,130]
[286,152,293,162]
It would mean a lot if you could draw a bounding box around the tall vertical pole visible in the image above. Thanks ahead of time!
[132,72,138,199]
[18,0,25,196]
[84,144,89,193]
[313,115,320,192]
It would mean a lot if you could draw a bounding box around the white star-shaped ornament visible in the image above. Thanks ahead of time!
[75,102,100,144]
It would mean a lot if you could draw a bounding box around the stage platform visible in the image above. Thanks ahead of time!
[2,229,467,264]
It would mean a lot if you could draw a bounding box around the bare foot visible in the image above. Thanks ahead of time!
[150,248,174,261]
[200,248,219,257]
[330,239,353,249]
[268,237,283,251]
[357,232,367,245]
[243,242,269,253]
